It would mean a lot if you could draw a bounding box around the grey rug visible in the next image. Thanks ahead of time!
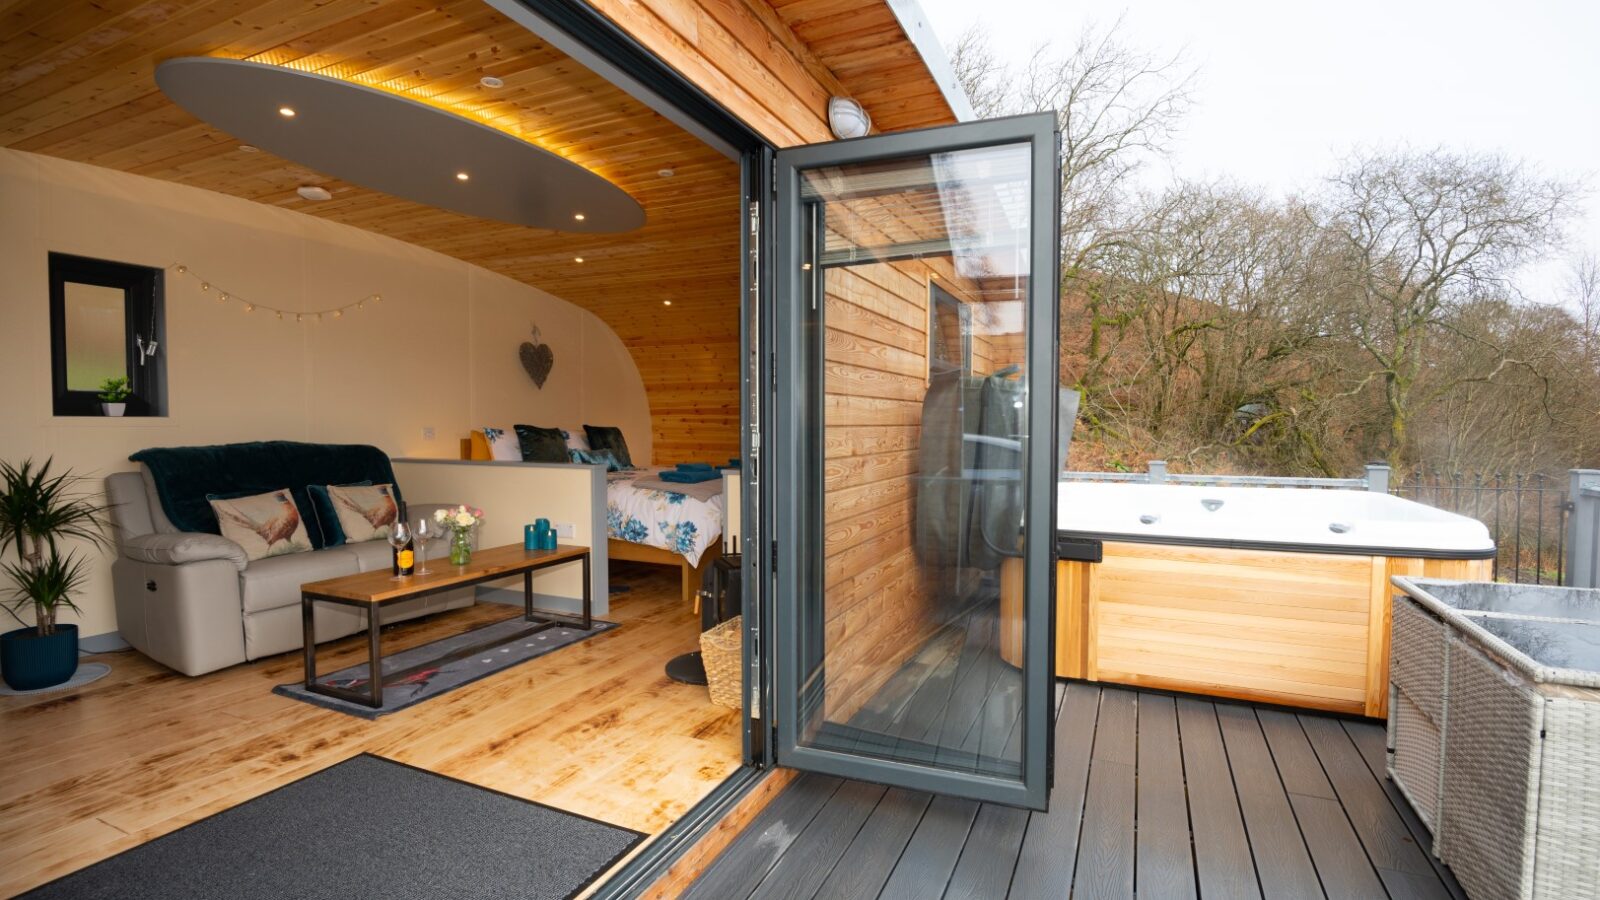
[273,615,617,719]
[20,754,644,900]
[0,662,110,695]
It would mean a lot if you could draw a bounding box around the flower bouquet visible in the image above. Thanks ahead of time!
[433,504,484,566]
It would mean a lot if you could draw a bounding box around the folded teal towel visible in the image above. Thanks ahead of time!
[659,469,719,484]
[676,462,715,471]
[723,458,741,469]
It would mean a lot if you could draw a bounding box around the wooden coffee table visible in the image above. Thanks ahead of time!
[299,543,592,708]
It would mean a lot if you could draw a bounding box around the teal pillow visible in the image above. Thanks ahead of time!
[307,480,373,547]
[582,425,633,468]
[513,424,569,463]
[569,448,623,472]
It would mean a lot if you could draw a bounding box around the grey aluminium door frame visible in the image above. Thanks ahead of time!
[771,112,1062,810]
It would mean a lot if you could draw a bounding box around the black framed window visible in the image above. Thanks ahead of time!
[928,280,973,377]
[48,252,166,417]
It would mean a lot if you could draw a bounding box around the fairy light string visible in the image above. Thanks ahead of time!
[168,263,382,323]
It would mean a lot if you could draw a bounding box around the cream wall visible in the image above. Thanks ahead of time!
[0,149,651,638]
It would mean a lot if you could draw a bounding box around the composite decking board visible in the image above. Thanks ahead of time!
[1175,697,1263,899]
[1134,693,1198,900]
[1007,682,1099,898]
[1297,715,1452,900]
[1071,688,1137,898]
[941,802,1030,900]
[811,788,934,900]
[1257,708,1388,900]
[1288,793,1391,900]
[747,779,887,900]
[1340,719,1468,900]
[1214,704,1325,899]
[680,774,843,900]
[875,793,980,900]
[698,687,1461,900]
[1256,708,1339,800]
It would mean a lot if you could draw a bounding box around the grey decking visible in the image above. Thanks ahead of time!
[684,684,1467,900]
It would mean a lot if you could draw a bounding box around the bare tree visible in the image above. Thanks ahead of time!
[948,27,1010,120]
[1317,148,1574,470]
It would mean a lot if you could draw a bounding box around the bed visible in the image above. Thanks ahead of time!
[604,469,725,607]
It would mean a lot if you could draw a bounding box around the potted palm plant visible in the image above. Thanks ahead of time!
[97,376,131,416]
[0,459,109,690]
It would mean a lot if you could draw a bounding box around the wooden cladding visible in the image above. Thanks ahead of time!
[1039,544,1494,717]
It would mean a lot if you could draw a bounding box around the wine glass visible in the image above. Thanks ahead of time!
[386,520,412,581]
[413,516,438,575]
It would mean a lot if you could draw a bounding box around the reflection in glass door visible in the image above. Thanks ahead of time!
[774,115,1060,809]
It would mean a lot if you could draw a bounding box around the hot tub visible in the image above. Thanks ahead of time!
[1056,481,1496,558]
[1002,482,1495,717]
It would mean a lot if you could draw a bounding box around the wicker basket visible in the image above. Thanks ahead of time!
[700,615,742,709]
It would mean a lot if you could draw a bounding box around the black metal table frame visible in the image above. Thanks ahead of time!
[301,550,591,709]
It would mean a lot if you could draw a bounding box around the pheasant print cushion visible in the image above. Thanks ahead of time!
[327,483,400,544]
[209,489,314,561]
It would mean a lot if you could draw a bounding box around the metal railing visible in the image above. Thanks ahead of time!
[1391,471,1568,585]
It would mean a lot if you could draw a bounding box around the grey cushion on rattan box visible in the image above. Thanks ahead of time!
[1390,578,1600,900]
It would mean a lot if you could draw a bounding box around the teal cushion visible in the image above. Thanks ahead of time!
[582,425,633,468]
[129,442,402,550]
[307,480,373,547]
[569,448,623,472]
[513,424,569,463]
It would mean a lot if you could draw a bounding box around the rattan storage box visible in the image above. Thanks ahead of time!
[1390,578,1600,900]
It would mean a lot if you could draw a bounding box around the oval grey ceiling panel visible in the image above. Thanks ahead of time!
[155,57,645,233]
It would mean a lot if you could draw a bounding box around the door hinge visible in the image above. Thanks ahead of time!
[771,539,778,575]
[771,157,778,198]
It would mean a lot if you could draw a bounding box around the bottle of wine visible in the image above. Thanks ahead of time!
[394,535,415,577]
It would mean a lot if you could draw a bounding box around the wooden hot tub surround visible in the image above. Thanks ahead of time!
[1004,543,1492,717]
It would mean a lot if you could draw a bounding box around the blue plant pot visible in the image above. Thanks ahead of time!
[1,624,78,690]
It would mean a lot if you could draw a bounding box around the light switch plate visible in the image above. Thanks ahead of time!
[556,522,575,538]
[422,426,436,440]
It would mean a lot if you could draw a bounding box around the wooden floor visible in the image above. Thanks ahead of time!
[0,564,741,897]
[686,683,1467,900]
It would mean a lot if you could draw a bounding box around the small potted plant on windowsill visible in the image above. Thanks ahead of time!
[0,459,109,691]
[97,376,131,417]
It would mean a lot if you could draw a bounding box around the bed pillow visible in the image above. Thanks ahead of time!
[307,480,373,547]
[569,447,624,472]
[208,489,314,561]
[514,424,570,463]
[562,428,590,453]
[481,426,522,462]
[583,425,633,468]
[327,483,400,543]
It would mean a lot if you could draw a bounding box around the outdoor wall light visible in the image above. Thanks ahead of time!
[828,96,871,140]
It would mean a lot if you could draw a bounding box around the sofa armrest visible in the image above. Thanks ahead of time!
[121,533,248,572]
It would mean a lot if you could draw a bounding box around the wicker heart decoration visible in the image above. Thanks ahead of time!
[519,325,554,389]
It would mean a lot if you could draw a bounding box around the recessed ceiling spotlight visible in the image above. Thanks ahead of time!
[479,75,505,89]
[278,106,296,117]
[455,172,470,181]
[574,257,584,264]
[239,144,260,153]
[573,212,585,221]
[296,185,332,201]
[657,168,675,178]
[663,300,672,306]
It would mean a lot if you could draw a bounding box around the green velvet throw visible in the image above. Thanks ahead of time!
[130,441,404,549]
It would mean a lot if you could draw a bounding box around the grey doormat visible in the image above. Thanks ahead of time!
[273,615,617,719]
[19,754,644,900]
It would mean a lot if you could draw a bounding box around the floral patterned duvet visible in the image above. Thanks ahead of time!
[605,470,724,567]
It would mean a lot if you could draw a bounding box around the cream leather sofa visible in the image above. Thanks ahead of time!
[106,468,472,676]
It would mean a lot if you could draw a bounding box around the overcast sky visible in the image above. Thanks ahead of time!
[917,0,1600,301]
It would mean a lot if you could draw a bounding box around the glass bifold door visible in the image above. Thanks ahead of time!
[772,113,1061,809]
